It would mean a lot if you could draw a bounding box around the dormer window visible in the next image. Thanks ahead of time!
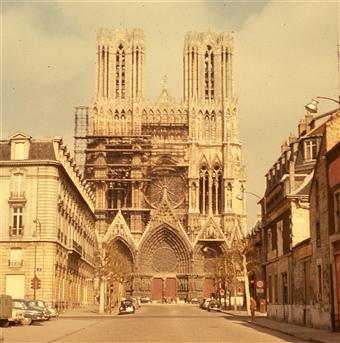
[304,139,317,161]
[10,132,31,160]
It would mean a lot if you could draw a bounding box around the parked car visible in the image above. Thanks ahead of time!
[28,300,51,320]
[28,300,58,319]
[131,298,140,310]
[202,298,212,310]
[207,299,221,312]
[45,303,59,318]
[119,300,135,315]
[140,296,151,303]
[12,299,47,325]
[198,298,206,309]
[8,308,25,326]
[189,297,199,304]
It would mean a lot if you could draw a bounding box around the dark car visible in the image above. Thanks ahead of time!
[189,297,199,304]
[140,296,151,303]
[12,299,47,325]
[119,300,135,315]
[207,299,221,312]
[28,300,52,320]
[29,299,58,317]
[198,298,206,309]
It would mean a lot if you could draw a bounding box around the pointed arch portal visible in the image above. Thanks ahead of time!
[137,225,191,301]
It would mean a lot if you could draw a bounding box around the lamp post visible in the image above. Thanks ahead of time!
[236,191,261,201]
[305,96,340,114]
[32,219,41,299]
[203,246,220,299]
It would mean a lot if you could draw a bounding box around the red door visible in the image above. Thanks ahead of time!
[165,278,176,300]
[204,278,215,298]
[152,278,163,301]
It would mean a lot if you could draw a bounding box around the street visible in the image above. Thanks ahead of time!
[1,303,307,343]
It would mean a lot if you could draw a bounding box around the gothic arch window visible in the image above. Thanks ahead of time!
[211,111,216,141]
[199,165,209,214]
[199,164,223,214]
[142,110,148,123]
[204,111,210,140]
[204,45,214,100]
[115,44,125,99]
[170,110,175,123]
[127,110,132,135]
[155,110,161,123]
[212,165,222,214]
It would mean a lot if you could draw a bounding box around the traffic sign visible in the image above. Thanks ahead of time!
[237,286,243,295]
[219,288,225,295]
[255,279,265,289]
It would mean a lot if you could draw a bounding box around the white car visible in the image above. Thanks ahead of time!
[8,309,25,325]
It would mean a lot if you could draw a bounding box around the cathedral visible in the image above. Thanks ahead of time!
[75,28,247,301]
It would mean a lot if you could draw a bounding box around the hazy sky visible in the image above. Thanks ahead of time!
[2,0,339,227]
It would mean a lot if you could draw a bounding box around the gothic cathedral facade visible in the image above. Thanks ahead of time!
[79,28,247,300]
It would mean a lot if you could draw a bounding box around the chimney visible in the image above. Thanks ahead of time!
[289,133,296,145]
[281,141,289,154]
[298,119,306,136]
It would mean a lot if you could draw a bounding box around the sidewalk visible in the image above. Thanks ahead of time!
[223,309,339,343]
[60,305,339,343]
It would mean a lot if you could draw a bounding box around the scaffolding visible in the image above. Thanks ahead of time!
[74,106,89,175]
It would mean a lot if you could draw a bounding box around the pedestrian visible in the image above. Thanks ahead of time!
[250,297,257,323]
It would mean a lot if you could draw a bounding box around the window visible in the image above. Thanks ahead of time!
[335,190,340,233]
[317,264,322,301]
[9,248,23,267]
[14,142,25,160]
[274,274,278,303]
[199,165,223,215]
[304,139,317,161]
[11,207,23,236]
[267,229,272,252]
[13,173,24,197]
[277,221,283,256]
[268,275,272,303]
[316,221,321,248]
[282,273,288,304]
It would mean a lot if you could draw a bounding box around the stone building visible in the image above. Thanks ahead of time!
[262,112,322,320]
[0,132,96,310]
[258,108,340,332]
[307,111,340,331]
[75,28,247,301]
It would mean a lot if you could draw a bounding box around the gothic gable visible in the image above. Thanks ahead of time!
[103,210,137,249]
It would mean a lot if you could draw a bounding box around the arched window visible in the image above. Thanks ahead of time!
[199,165,223,214]
[199,166,209,214]
[212,166,222,214]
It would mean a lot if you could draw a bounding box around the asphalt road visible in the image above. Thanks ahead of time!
[1,304,307,343]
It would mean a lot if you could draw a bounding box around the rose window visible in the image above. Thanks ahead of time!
[152,247,177,272]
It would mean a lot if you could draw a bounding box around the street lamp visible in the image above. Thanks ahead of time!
[203,246,220,299]
[305,96,340,114]
[236,191,261,201]
[32,219,41,299]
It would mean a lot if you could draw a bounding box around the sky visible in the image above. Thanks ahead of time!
[1,0,339,227]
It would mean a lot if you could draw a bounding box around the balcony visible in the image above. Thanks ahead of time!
[72,240,83,256]
[9,226,24,236]
[8,191,27,205]
[8,259,23,268]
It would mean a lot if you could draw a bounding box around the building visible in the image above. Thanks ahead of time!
[75,28,248,302]
[257,107,340,332]
[0,132,96,310]
[308,111,340,331]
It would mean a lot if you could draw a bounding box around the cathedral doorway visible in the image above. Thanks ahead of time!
[152,277,177,302]
[204,278,215,298]
[152,278,163,301]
